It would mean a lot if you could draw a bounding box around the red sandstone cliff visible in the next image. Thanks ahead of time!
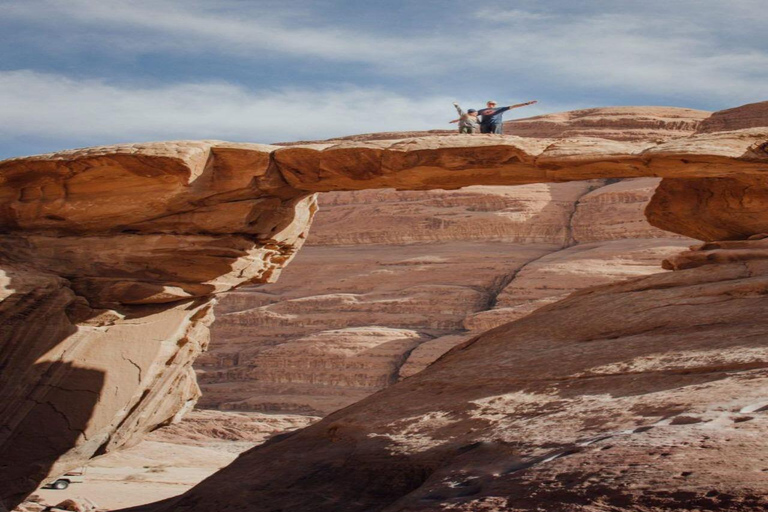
[1,102,767,511]
[198,106,710,416]
[201,178,691,415]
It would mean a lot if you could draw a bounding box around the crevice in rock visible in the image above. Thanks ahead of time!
[122,354,144,385]
[478,179,613,313]
[563,179,610,247]
[392,332,436,383]
[482,258,538,311]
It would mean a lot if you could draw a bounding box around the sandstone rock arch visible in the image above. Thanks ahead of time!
[1,102,767,510]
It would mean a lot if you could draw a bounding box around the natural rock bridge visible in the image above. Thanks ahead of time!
[1,102,767,511]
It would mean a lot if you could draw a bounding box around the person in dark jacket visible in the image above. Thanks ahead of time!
[478,99,537,134]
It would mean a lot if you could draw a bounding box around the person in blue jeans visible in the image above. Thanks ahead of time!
[478,99,537,134]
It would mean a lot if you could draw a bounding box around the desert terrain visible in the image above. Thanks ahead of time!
[3,101,768,511]
[26,411,315,511]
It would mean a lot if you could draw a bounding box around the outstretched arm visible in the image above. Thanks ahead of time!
[452,102,465,116]
[449,119,459,124]
[509,100,538,109]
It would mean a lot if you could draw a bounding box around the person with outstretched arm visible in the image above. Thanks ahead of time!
[450,102,480,134]
[478,99,537,134]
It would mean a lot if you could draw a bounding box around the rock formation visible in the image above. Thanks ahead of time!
[696,100,768,134]
[283,105,710,144]
[0,102,766,511]
[125,240,768,512]
[0,142,316,510]
[202,178,691,414]
[201,180,596,413]
[145,409,318,447]
[506,106,710,140]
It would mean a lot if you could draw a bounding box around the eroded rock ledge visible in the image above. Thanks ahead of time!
[129,238,768,512]
[1,103,767,510]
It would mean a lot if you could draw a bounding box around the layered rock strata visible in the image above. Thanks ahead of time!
[201,180,600,414]
[0,142,316,510]
[507,106,709,140]
[203,178,691,414]
[128,240,768,512]
[1,102,766,510]
[282,105,710,144]
[463,237,692,332]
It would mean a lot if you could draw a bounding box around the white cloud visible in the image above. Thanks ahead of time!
[0,0,447,65]
[2,0,766,105]
[465,10,768,104]
[474,8,551,22]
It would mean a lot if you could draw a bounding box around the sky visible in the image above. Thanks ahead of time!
[0,0,766,159]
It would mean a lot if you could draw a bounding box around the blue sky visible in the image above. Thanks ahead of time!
[0,0,766,159]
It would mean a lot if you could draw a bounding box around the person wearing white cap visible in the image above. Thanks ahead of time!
[477,99,537,134]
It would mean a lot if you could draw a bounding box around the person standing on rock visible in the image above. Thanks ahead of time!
[450,102,481,134]
[478,100,538,134]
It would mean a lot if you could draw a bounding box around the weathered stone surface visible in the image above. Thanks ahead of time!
[464,238,693,332]
[647,174,768,241]
[274,130,768,194]
[0,269,213,509]
[202,178,689,413]
[1,102,767,510]
[52,497,98,512]
[0,141,317,307]
[508,106,709,140]
[397,333,474,379]
[200,241,555,413]
[309,182,599,245]
[662,237,768,271]
[0,141,301,234]
[696,100,768,134]
[204,327,427,416]
[145,409,318,446]
[571,178,686,242]
[282,106,709,144]
[128,245,768,512]
[0,142,316,510]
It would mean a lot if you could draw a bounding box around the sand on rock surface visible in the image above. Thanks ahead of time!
[27,411,317,511]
